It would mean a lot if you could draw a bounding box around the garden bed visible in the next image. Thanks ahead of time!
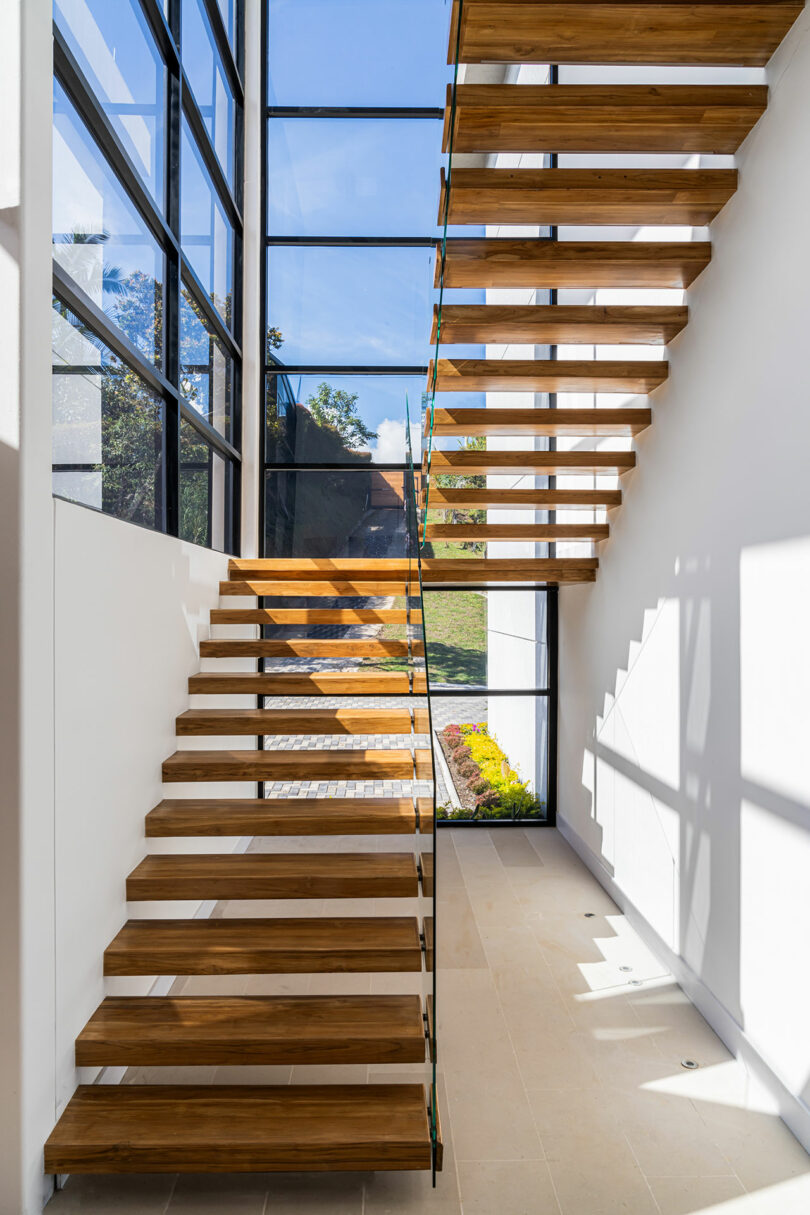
[437,722,545,822]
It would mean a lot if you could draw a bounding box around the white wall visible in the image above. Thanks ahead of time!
[558,7,810,1150]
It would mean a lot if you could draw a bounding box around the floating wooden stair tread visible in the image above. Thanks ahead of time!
[75,995,427,1067]
[428,407,651,437]
[228,558,412,579]
[44,1083,434,1173]
[176,708,430,736]
[211,608,415,625]
[432,304,686,346]
[426,522,609,542]
[200,638,418,659]
[441,167,737,226]
[430,358,667,394]
[448,2,802,66]
[220,581,416,598]
[162,749,433,783]
[420,558,598,585]
[425,450,636,476]
[438,239,711,289]
[126,852,420,901]
[444,83,768,154]
[188,671,427,696]
[426,487,621,510]
[145,797,433,837]
[104,917,423,976]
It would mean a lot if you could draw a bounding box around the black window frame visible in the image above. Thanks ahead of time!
[51,0,245,554]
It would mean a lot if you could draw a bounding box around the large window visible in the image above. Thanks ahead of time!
[52,0,244,552]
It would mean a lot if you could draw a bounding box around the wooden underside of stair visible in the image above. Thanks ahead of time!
[448,2,802,66]
[438,239,710,289]
[440,167,737,226]
[429,358,666,394]
[145,797,433,837]
[199,638,421,659]
[431,304,686,346]
[104,917,424,975]
[444,84,768,153]
[426,487,622,510]
[427,408,651,437]
[161,748,433,783]
[188,671,427,695]
[228,558,412,578]
[176,708,431,736]
[426,450,635,476]
[420,558,598,585]
[426,522,609,542]
[219,581,417,598]
[211,608,416,625]
[126,852,421,901]
[75,995,427,1067]
[44,1084,434,1173]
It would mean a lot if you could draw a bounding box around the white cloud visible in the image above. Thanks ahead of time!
[369,417,422,464]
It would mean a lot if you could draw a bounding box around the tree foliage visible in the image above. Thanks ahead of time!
[305,382,377,449]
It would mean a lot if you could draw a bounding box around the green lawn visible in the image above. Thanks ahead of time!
[364,591,487,686]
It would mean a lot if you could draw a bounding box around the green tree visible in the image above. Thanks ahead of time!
[305,382,377,448]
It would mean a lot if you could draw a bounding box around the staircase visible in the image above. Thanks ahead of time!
[421,0,804,582]
[45,556,440,1176]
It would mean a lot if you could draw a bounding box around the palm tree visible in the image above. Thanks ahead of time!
[55,228,130,299]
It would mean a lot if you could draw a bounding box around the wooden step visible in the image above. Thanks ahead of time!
[126,853,420,901]
[421,854,434,900]
[176,708,431,737]
[228,558,412,579]
[162,749,433,783]
[440,167,737,226]
[429,358,667,394]
[425,450,636,476]
[188,671,427,696]
[44,1083,433,1173]
[444,83,768,154]
[145,797,434,837]
[426,522,609,541]
[426,486,621,510]
[75,995,427,1067]
[200,638,418,659]
[427,407,651,437]
[432,303,686,345]
[420,558,598,585]
[220,581,416,598]
[104,917,424,975]
[211,608,416,625]
[438,239,711,289]
[449,2,801,66]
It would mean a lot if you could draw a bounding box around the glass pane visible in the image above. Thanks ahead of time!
[267,246,433,365]
[181,119,234,327]
[53,79,165,368]
[180,283,233,439]
[52,296,164,530]
[266,372,422,464]
[267,0,451,106]
[268,119,443,237]
[422,589,549,690]
[179,420,233,551]
[54,0,166,209]
[215,0,237,51]
[432,694,549,821]
[264,468,411,559]
[182,0,235,186]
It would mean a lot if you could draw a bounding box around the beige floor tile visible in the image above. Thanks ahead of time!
[491,830,546,869]
[647,1175,746,1214]
[693,1103,810,1191]
[528,1087,636,1165]
[306,972,373,995]
[168,1173,267,1213]
[289,1063,369,1084]
[630,984,734,1068]
[47,1173,177,1213]
[547,1159,658,1215]
[123,1065,218,1085]
[446,1067,544,1162]
[617,1088,735,1178]
[213,1064,292,1085]
[177,975,249,996]
[461,877,525,928]
[265,1171,365,1213]
[363,1169,461,1214]
[457,1160,561,1214]
[436,887,488,969]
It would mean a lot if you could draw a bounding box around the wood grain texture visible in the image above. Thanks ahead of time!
[161,748,433,783]
[427,407,651,437]
[199,638,418,659]
[448,2,802,66]
[219,581,417,598]
[44,1084,433,1173]
[188,671,427,695]
[210,608,415,625]
[104,917,424,976]
[430,358,667,394]
[420,558,598,584]
[126,853,420,901]
[75,995,426,1067]
[444,83,768,153]
[175,708,431,737]
[441,166,737,225]
[145,797,433,837]
[228,558,412,577]
[438,238,711,289]
[431,303,687,345]
[426,522,609,541]
[425,450,636,476]
[425,487,622,509]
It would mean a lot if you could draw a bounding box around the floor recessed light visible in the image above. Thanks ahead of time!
[681,1059,699,1070]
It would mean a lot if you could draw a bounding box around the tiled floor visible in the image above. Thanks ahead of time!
[49,828,810,1214]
